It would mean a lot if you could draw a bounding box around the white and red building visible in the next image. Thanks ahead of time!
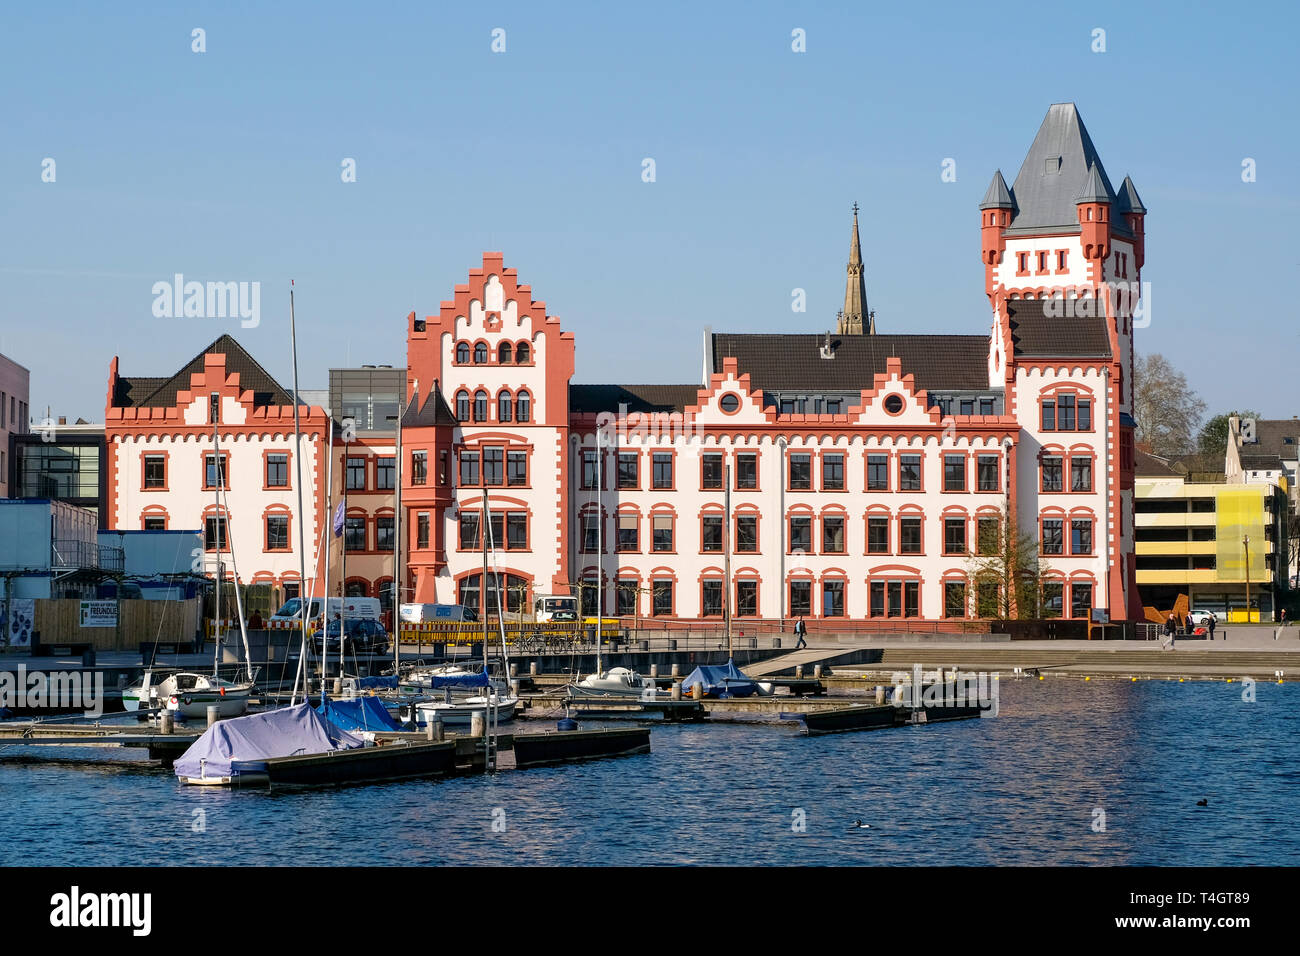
[101,103,1143,624]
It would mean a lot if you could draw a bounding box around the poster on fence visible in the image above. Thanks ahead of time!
[79,600,118,628]
[4,599,35,647]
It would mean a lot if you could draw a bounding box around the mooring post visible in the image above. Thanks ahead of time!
[875,685,886,705]
[813,664,823,680]
[160,712,174,735]
[206,705,219,728]
[430,718,444,742]
[795,664,804,679]
[650,663,658,678]
[672,682,682,701]
[529,661,538,677]
[671,663,680,677]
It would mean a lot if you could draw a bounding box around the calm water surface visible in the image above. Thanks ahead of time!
[1,679,1297,866]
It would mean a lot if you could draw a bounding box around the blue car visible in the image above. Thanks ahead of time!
[313,618,390,656]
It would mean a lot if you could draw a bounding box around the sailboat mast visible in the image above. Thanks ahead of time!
[393,418,402,675]
[215,427,255,683]
[481,494,489,673]
[724,459,732,659]
[288,282,310,705]
[212,423,221,675]
[595,427,602,676]
[321,413,334,695]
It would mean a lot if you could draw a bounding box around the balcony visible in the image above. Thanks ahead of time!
[50,539,124,573]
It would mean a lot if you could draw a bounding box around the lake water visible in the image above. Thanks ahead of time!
[2,678,1297,866]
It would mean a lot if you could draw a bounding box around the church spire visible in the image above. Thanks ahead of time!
[838,202,873,334]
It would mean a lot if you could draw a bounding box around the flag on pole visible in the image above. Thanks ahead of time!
[332,502,345,538]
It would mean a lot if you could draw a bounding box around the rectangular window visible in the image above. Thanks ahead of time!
[439,450,448,486]
[1071,519,1093,555]
[899,517,922,554]
[822,515,845,553]
[701,452,723,490]
[887,581,903,617]
[376,516,394,551]
[735,452,757,489]
[581,514,600,553]
[1058,394,1076,431]
[867,516,889,554]
[944,517,966,554]
[869,581,885,618]
[205,515,227,550]
[1071,457,1092,492]
[208,392,220,425]
[789,453,812,490]
[822,581,845,618]
[1041,456,1063,492]
[959,399,975,416]
[507,451,528,486]
[581,450,599,490]
[979,398,995,416]
[701,515,723,552]
[653,452,673,489]
[736,581,758,617]
[1071,583,1093,619]
[507,512,528,551]
[1042,518,1064,555]
[1041,399,1056,431]
[1042,581,1064,618]
[904,581,919,618]
[944,581,967,618]
[471,448,498,488]
[1057,250,1068,271]
[144,454,167,489]
[346,457,366,491]
[977,455,1000,491]
[789,515,812,553]
[457,512,478,548]
[867,454,889,491]
[899,454,922,491]
[943,454,966,491]
[266,514,288,551]
[617,514,639,552]
[1078,399,1092,431]
[617,452,639,490]
[822,453,845,490]
[616,580,639,616]
[345,516,366,552]
[735,514,757,552]
[486,513,505,550]
[652,580,673,616]
[459,451,480,487]
[977,517,1000,555]
[789,580,812,617]
[411,450,427,486]
[652,514,673,552]
[701,579,723,617]
[204,454,228,489]
[375,457,395,490]
[417,512,429,550]
[143,516,166,532]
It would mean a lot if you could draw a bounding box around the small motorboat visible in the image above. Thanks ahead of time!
[567,666,656,700]
[408,690,519,727]
[125,672,254,719]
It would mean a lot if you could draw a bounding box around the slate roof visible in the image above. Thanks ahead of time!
[569,384,702,414]
[1005,103,1132,238]
[1116,175,1146,215]
[979,170,1014,209]
[709,333,991,392]
[1247,419,1300,461]
[401,386,457,427]
[1004,298,1111,358]
[1239,454,1285,472]
[113,334,295,409]
[1135,449,1180,477]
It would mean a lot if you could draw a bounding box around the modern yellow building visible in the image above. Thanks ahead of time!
[1135,452,1287,621]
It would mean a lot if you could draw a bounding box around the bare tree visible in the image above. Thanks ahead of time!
[1132,352,1207,457]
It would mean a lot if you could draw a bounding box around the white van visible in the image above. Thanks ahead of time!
[270,596,382,626]
[399,602,477,623]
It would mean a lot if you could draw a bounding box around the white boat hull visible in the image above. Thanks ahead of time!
[413,696,519,726]
[568,668,656,700]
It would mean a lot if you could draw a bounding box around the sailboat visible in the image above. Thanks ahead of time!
[412,493,519,727]
[568,427,654,701]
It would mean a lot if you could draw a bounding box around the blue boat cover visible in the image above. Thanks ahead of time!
[173,703,364,779]
[421,668,492,689]
[679,659,759,698]
[316,696,402,732]
[353,676,400,690]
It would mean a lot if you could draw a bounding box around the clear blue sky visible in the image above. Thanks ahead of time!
[2,0,1296,426]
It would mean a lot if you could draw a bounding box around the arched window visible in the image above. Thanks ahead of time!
[473,343,487,364]
[498,390,512,422]
[516,341,531,364]
[497,342,512,364]
[455,342,470,364]
[455,390,470,422]
[515,390,531,423]
[474,390,488,422]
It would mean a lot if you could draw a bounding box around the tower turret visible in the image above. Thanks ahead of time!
[979,170,1014,299]
[1076,162,1111,263]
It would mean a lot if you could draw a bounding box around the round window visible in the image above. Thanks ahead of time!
[883,394,904,414]
[720,394,741,413]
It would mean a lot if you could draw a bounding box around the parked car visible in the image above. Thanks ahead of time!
[1188,609,1222,626]
[313,618,390,656]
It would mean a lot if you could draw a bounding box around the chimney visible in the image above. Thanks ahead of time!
[57,416,66,425]
[819,331,835,360]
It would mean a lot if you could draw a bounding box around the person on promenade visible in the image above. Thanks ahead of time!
[1207,615,1216,641]
[794,617,808,649]
[248,610,264,630]
[1164,613,1177,651]
[1184,612,1193,636]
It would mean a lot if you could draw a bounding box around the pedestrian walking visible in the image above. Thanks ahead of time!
[1207,615,1216,641]
[1164,613,1176,651]
[794,617,808,650]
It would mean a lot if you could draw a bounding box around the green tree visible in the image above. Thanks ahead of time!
[1197,410,1262,460]
[965,506,1052,619]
